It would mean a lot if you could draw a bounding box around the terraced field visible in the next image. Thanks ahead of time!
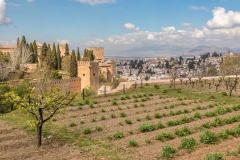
[1,84,240,159]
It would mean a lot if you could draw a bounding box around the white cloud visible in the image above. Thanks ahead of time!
[57,39,70,45]
[75,0,115,5]
[0,0,12,25]
[147,34,155,40]
[162,26,176,33]
[189,5,209,11]
[181,23,191,27]
[124,23,140,31]
[207,7,240,28]
[27,0,34,2]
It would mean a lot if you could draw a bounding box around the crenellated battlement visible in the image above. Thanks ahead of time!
[78,61,99,67]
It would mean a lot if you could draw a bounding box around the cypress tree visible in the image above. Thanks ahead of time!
[40,43,48,66]
[57,43,61,70]
[77,47,80,61]
[28,43,34,63]
[33,40,38,63]
[51,43,57,69]
[70,50,78,77]
[64,43,69,56]
[17,37,20,48]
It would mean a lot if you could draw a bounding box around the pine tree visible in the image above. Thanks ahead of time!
[64,43,69,56]
[57,43,61,70]
[77,47,80,61]
[70,50,78,77]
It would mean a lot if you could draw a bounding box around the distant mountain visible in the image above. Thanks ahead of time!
[105,45,190,57]
[105,45,238,58]
[181,46,231,56]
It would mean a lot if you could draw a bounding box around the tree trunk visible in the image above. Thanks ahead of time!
[37,123,43,147]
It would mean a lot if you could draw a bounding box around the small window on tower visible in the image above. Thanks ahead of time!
[93,73,95,76]
[83,74,85,76]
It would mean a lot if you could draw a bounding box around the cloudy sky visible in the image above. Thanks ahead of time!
[1,0,240,55]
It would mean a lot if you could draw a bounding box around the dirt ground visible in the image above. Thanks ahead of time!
[0,120,92,160]
[2,88,240,160]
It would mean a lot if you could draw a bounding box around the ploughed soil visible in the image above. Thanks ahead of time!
[0,120,91,160]
[53,92,240,160]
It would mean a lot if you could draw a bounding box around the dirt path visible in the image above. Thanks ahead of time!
[0,120,92,160]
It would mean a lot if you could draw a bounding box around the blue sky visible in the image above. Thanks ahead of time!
[1,0,240,55]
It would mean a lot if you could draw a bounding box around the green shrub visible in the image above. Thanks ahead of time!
[139,123,156,132]
[100,108,105,112]
[125,95,130,99]
[112,100,117,105]
[129,139,138,147]
[194,112,202,119]
[118,122,123,126]
[200,130,218,144]
[161,145,177,159]
[226,149,238,156]
[156,133,164,141]
[85,99,90,105]
[91,117,96,122]
[120,96,126,100]
[100,115,106,120]
[80,120,84,124]
[125,119,132,124]
[221,92,228,96]
[128,130,133,134]
[113,131,124,139]
[162,89,168,94]
[95,126,103,131]
[157,122,165,129]
[133,104,138,108]
[120,112,126,117]
[111,113,116,118]
[145,114,151,120]
[77,102,84,106]
[82,127,91,134]
[52,118,56,122]
[69,121,76,127]
[218,130,229,139]
[89,103,94,108]
[145,138,151,143]
[136,117,141,121]
[140,103,145,107]
[154,112,161,118]
[92,100,98,104]
[154,84,160,89]
[205,153,224,160]
[179,137,197,153]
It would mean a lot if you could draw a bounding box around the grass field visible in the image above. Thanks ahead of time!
[1,82,240,160]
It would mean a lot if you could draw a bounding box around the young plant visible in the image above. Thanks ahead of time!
[113,131,124,139]
[125,118,132,124]
[200,130,218,144]
[120,112,126,117]
[179,137,197,153]
[95,126,103,131]
[161,145,177,159]
[129,139,138,147]
[82,127,91,134]
[69,121,76,127]
[205,153,224,160]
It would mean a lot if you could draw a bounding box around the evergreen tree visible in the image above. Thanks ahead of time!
[28,43,34,63]
[64,43,69,56]
[33,40,38,63]
[77,47,80,61]
[40,43,48,66]
[83,49,87,57]
[51,43,57,69]
[69,50,78,77]
[17,37,20,48]
[57,43,61,70]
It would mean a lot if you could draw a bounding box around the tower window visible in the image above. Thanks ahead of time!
[93,73,95,76]
[83,74,85,76]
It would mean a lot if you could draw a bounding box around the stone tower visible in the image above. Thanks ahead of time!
[78,61,99,91]
[87,47,104,63]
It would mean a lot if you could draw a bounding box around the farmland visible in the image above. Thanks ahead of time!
[1,81,240,160]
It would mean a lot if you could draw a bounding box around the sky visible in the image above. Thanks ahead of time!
[1,0,240,55]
